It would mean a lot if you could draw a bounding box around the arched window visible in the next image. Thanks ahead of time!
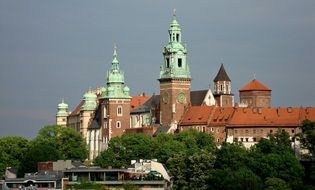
[117,106,123,116]
[116,121,121,128]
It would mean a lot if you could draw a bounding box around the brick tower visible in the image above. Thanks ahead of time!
[159,11,191,127]
[213,64,234,107]
[100,45,131,147]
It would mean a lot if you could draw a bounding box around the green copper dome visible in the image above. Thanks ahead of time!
[81,90,97,111]
[56,98,69,117]
[100,45,131,99]
[159,11,191,80]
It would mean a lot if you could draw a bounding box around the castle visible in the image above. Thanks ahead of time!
[56,12,315,160]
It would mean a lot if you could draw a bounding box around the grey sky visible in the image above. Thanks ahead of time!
[0,0,314,139]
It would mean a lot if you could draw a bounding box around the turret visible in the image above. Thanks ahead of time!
[213,63,234,107]
[56,98,69,126]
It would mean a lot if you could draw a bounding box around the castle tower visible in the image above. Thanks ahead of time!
[159,10,191,127]
[239,79,271,108]
[213,64,234,107]
[80,90,97,138]
[100,45,131,146]
[56,99,69,126]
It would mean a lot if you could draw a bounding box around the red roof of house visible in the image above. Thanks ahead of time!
[228,107,303,127]
[130,95,151,111]
[180,106,215,126]
[239,79,271,92]
[209,107,235,126]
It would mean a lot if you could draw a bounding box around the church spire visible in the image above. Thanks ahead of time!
[159,10,191,80]
[101,44,130,99]
[111,43,119,71]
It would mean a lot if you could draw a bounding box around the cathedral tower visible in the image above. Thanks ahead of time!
[213,64,234,107]
[159,11,191,127]
[100,45,131,146]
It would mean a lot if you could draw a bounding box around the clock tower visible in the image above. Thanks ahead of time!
[159,10,191,127]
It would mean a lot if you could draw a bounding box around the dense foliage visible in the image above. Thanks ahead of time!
[0,125,88,178]
[1,121,315,189]
[95,127,314,190]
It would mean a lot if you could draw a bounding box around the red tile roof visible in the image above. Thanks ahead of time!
[130,96,151,111]
[180,106,315,128]
[210,107,235,126]
[180,106,215,126]
[228,107,304,127]
[239,79,271,92]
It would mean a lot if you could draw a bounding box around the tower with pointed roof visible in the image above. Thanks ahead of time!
[100,45,131,146]
[239,79,271,108]
[56,99,69,126]
[213,64,234,107]
[159,10,191,128]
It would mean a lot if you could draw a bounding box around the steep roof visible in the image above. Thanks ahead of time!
[190,90,208,106]
[239,79,271,92]
[69,100,84,117]
[130,95,151,111]
[213,64,231,82]
[180,106,214,126]
[209,107,235,126]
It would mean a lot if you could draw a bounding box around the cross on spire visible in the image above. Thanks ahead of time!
[173,8,176,18]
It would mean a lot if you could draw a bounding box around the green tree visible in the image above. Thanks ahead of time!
[264,177,291,190]
[297,120,315,157]
[167,150,215,190]
[209,167,263,190]
[94,133,153,168]
[256,129,292,154]
[249,131,304,190]
[19,125,87,175]
[214,142,248,170]
[0,136,29,178]
[151,133,185,164]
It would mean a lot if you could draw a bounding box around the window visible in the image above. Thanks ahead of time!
[241,138,244,142]
[166,58,170,68]
[270,129,273,133]
[117,106,122,116]
[291,129,295,134]
[116,121,121,128]
[202,126,206,133]
[62,118,66,122]
[245,130,249,134]
[178,58,182,67]
[211,128,214,132]
[245,138,249,142]
[253,137,256,142]
[220,85,223,91]
[234,138,238,142]
[176,34,179,42]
